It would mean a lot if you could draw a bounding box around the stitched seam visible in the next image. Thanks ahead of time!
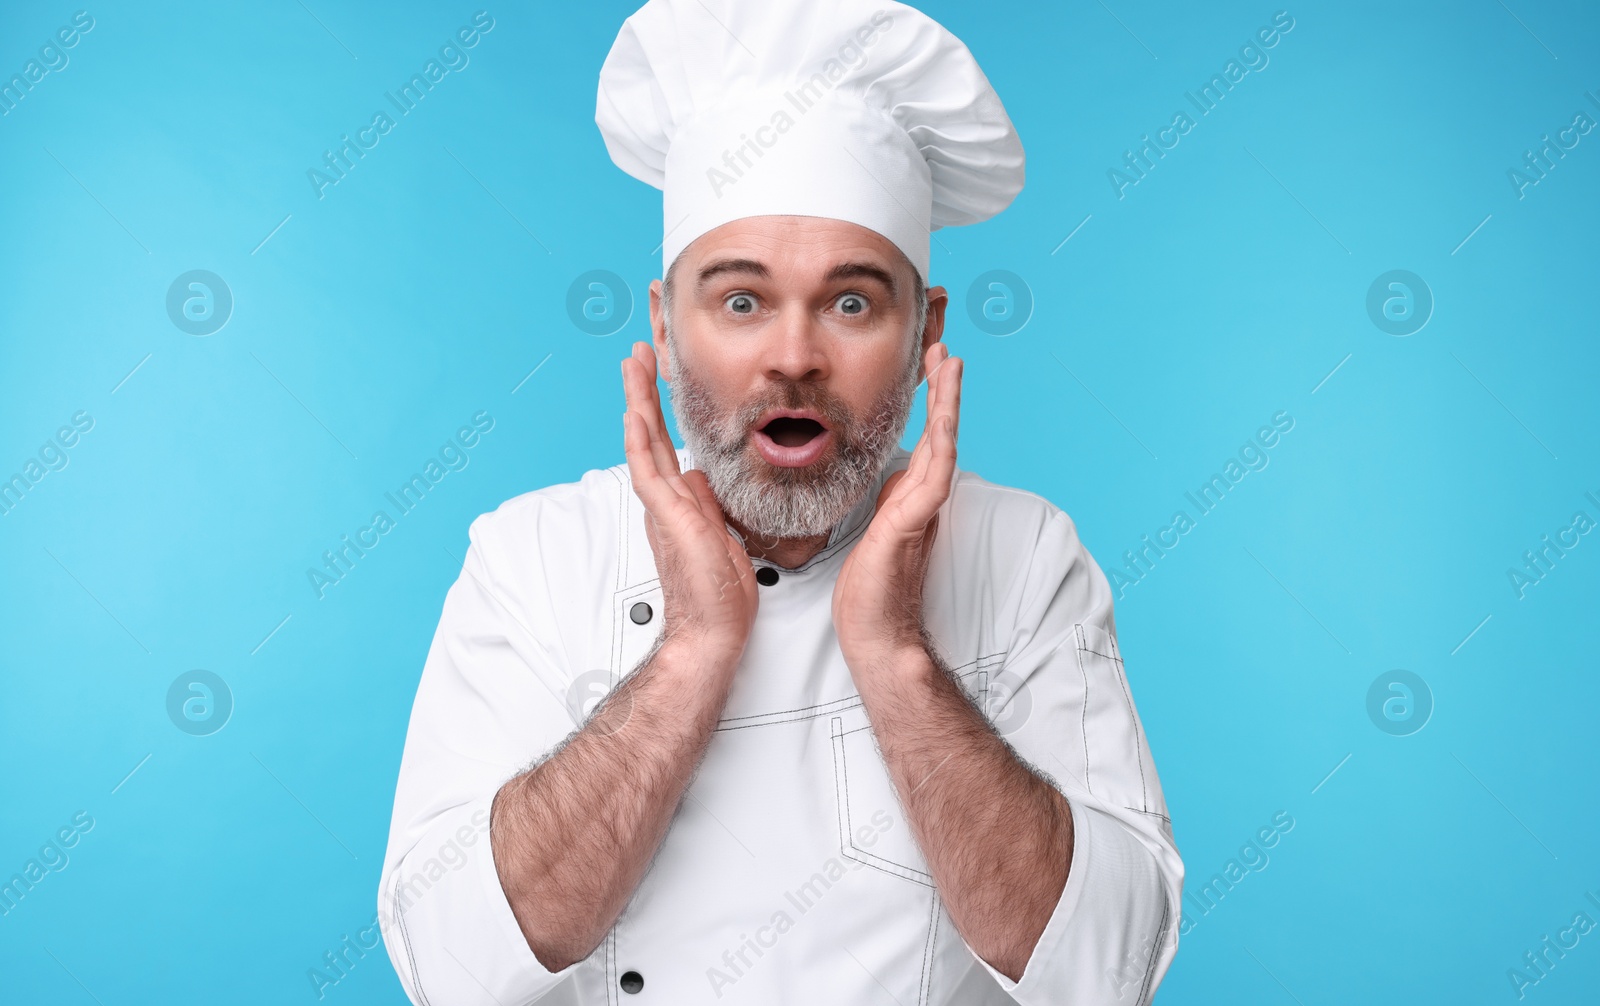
[918,890,938,1006]
[608,928,618,1006]
[831,716,857,872]
[609,595,624,683]
[605,466,626,594]
[848,848,936,884]
[721,692,867,725]
[608,471,628,680]
[711,652,1007,731]
[1072,625,1093,796]
[1125,806,1172,823]
[850,847,935,883]
[1136,894,1171,1006]
[1103,630,1151,811]
[1110,631,1154,812]
[833,716,934,885]
[394,878,433,1006]
[768,500,875,573]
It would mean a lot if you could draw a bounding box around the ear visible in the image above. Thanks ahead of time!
[648,278,672,382]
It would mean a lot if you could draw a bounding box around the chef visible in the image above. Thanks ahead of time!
[377,1,1183,1003]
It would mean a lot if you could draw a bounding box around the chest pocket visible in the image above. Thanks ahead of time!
[829,703,934,887]
[827,652,1007,888]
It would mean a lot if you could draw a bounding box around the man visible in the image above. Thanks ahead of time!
[378,1,1183,1004]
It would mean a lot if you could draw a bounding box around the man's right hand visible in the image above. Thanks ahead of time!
[621,341,758,663]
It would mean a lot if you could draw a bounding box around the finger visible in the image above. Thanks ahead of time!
[940,351,962,444]
[622,355,674,482]
[624,350,683,482]
[922,342,950,412]
[927,409,959,499]
[885,423,954,532]
[924,357,961,492]
[617,355,688,495]
[908,352,961,487]
[622,346,684,484]
[683,469,758,598]
[622,408,689,519]
[633,342,684,479]
[919,343,937,416]
[893,382,960,531]
[904,344,953,483]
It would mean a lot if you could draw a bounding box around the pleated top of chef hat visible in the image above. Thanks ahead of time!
[595,0,1024,284]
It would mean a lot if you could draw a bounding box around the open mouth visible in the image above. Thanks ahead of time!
[760,415,827,447]
[751,411,833,467]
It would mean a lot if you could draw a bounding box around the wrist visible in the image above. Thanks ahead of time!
[657,626,746,677]
[839,628,930,677]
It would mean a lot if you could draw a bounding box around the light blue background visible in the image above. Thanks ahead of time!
[2,1,1597,1003]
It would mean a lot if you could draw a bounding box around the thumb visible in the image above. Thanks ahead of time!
[874,470,907,513]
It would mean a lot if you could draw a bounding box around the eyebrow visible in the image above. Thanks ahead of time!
[694,258,900,301]
[695,258,768,290]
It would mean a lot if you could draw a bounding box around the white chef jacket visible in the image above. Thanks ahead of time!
[378,445,1183,1005]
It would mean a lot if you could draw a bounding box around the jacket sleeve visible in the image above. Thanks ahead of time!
[376,504,591,1006]
[958,507,1184,1005]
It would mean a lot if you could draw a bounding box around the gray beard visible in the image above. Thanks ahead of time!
[665,329,922,541]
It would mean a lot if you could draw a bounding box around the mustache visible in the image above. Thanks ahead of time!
[673,349,921,456]
[724,384,851,445]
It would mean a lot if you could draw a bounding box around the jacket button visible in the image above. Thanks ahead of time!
[620,970,644,994]
[629,601,653,624]
[755,566,780,587]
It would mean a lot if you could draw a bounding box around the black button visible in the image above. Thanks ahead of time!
[620,970,644,994]
[629,601,653,625]
[755,566,779,586]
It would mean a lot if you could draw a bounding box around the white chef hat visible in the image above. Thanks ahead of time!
[595,0,1024,284]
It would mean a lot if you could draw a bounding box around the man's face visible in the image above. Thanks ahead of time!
[649,215,948,542]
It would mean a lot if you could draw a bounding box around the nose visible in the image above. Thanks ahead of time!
[761,302,829,384]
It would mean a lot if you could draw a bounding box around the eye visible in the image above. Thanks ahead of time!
[835,292,868,316]
[725,293,757,315]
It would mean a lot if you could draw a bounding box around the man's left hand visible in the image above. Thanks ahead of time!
[832,342,962,669]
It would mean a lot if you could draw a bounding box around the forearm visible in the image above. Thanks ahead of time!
[490,633,737,971]
[852,638,1073,982]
